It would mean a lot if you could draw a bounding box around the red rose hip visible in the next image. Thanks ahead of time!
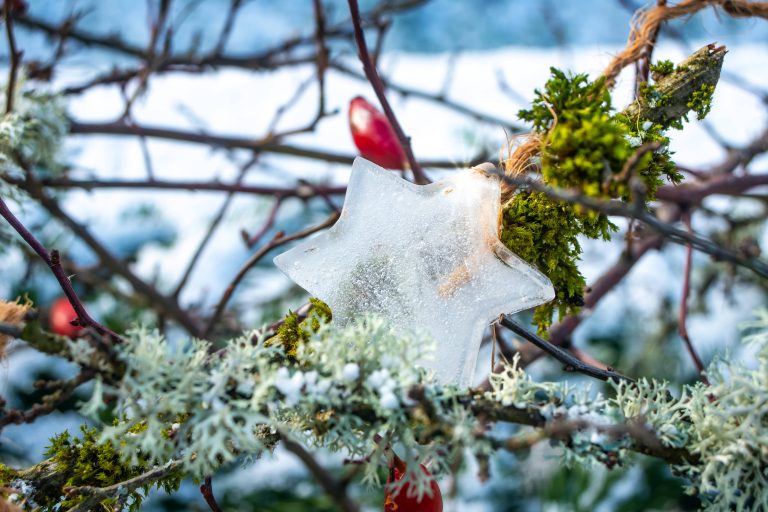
[349,96,407,170]
[49,297,83,338]
[384,457,443,512]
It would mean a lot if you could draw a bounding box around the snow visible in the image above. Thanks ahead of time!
[274,158,553,385]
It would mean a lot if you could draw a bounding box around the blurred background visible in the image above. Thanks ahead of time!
[1,0,767,510]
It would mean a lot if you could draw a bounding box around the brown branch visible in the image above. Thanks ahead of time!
[657,173,768,204]
[3,0,22,113]
[241,196,283,248]
[0,196,120,342]
[279,433,360,512]
[346,0,428,184]
[678,210,709,384]
[68,119,475,168]
[199,476,223,512]
[203,212,339,338]
[498,315,634,383]
[0,370,95,431]
[213,0,244,55]
[14,173,202,336]
[6,175,347,198]
[634,0,666,97]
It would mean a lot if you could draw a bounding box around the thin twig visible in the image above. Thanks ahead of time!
[0,370,95,431]
[678,210,709,384]
[7,175,347,198]
[346,0,428,184]
[280,433,360,512]
[498,315,634,383]
[634,0,667,97]
[241,196,283,248]
[173,156,259,298]
[3,0,22,113]
[203,212,339,338]
[68,119,476,168]
[0,197,120,342]
[14,171,201,336]
[200,476,223,512]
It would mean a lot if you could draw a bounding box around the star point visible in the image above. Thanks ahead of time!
[274,157,554,386]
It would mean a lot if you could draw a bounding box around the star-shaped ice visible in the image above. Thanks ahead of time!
[274,157,554,386]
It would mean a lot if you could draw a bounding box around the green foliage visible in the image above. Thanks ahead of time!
[506,68,686,333]
[41,425,181,511]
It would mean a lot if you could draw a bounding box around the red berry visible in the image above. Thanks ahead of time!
[384,458,443,512]
[49,297,83,338]
[349,96,406,170]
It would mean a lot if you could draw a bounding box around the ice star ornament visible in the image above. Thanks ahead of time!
[274,157,554,386]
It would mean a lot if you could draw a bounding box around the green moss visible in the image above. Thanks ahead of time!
[687,84,715,120]
[40,425,181,511]
[272,298,332,359]
[502,192,613,334]
[511,68,686,332]
[0,463,16,485]
[650,59,675,77]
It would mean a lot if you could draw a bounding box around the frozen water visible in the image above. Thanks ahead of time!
[274,157,554,386]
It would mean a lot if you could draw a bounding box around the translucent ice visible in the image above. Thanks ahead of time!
[274,157,554,386]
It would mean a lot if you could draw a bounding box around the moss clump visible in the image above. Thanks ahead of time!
[688,84,715,120]
[41,425,181,511]
[508,68,684,333]
[518,69,632,198]
[501,192,611,332]
[272,298,332,359]
[650,59,675,78]
[0,463,17,485]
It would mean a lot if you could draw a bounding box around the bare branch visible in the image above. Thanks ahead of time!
[203,212,340,338]
[346,0,428,184]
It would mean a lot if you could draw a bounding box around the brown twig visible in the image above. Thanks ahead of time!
[203,212,339,338]
[241,196,283,248]
[0,197,120,342]
[498,315,634,383]
[7,175,347,198]
[679,210,709,384]
[0,370,95,431]
[14,172,202,336]
[173,156,260,299]
[346,0,428,184]
[68,119,475,168]
[199,476,223,512]
[279,432,360,512]
[3,0,22,113]
[634,0,667,97]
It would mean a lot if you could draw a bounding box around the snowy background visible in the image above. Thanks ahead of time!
[2,1,768,510]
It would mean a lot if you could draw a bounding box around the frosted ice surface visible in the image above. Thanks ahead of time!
[274,157,554,386]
